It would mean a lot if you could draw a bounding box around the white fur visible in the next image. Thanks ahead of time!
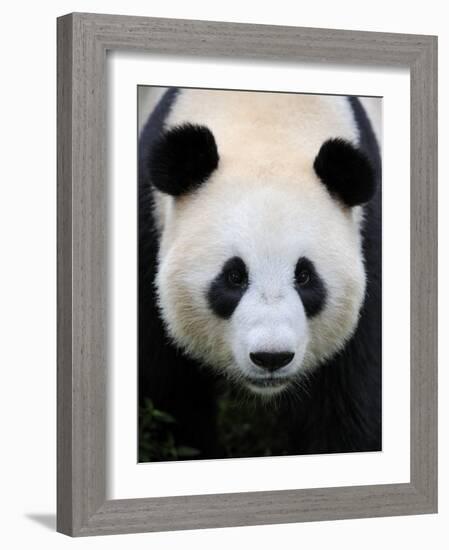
[154,89,365,395]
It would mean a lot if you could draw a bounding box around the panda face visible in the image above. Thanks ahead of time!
[155,182,366,397]
[149,89,375,397]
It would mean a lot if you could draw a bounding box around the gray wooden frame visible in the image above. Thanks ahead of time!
[57,12,438,537]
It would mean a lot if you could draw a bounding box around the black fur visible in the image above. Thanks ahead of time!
[149,123,219,196]
[138,87,179,189]
[284,96,382,454]
[207,257,249,319]
[139,90,381,460]
[139,89,219,458]
[294,257,327,318]
[314,137,376,207]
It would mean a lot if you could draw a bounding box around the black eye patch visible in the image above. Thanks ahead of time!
[294,257,327,318]
[207,257,249,319]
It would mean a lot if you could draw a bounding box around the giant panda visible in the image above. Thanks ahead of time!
[138,87,381,460]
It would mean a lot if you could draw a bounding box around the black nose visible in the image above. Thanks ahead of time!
[249,351,295,372]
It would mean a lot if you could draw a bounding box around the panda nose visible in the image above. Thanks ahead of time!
[249,351,295,372]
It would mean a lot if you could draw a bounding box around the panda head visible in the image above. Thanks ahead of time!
[149,120,376,397]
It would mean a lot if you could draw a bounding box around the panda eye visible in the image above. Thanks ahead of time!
[294,257,327,318]
[296,269,311,287]
[226,268,247,288]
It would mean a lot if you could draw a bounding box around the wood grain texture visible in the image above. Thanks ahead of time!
[57,13,74,536]
[56,12,438,536]
[409,37,438,508]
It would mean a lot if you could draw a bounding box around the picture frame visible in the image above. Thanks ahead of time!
[57,12,438,536]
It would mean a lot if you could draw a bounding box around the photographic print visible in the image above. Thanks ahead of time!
[138,86,382,463]
[57,15,437,534]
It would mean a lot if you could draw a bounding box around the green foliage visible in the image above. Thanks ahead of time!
[139,391,290,462]
[138,398,200,462]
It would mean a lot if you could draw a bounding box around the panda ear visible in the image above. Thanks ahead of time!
[313,138,376,207]
[148,123,219,196]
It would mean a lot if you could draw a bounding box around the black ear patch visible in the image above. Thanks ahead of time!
[148,123,219,196]
[313,138,376,207]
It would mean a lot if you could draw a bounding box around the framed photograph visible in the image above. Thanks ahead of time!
[57,13,437,536]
